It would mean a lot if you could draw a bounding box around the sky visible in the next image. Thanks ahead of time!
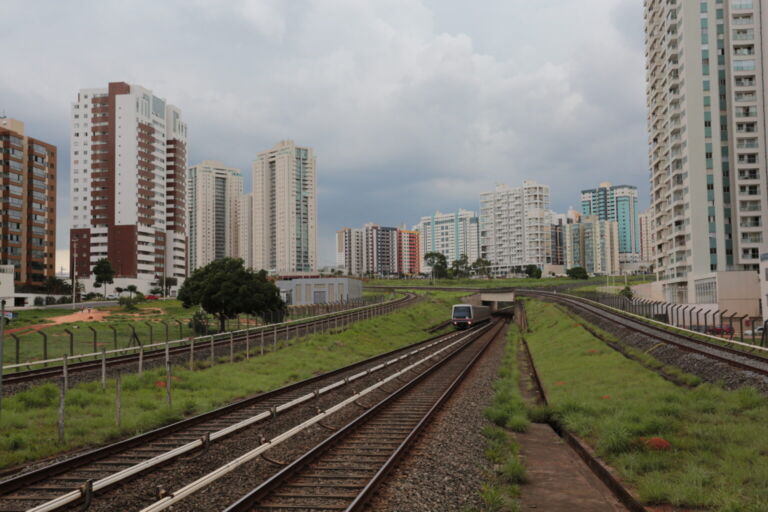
[0,0,648,269]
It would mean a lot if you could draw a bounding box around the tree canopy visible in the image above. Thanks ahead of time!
[524,264,542,279]
[423,252,449,279]
[450,254,470,279]
[92,258,115,295]
[566,266,589,280]
[471,258,492,279]
[177,258,285,331]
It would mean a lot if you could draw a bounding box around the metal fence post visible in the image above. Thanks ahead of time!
[64,329,74,356]
[10,333,19,370]
[174,319,183,340]
[145,322,154,345]
[88,326,98,353]
[160,320,169,342]
[62,354,69,390]
[108,325,117,350]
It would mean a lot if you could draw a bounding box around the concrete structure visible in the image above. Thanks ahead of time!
[416,209,479,270]
[69,82,187,294]
[0,117,57,288]
[480,181,552,276]
[760,251,768,321]
[397,229,420,276]
[638,207,654,265]
[187,161,243,271]
[336,227,364,276]
[275,277,362,305]
[564,216,620,276]
[0,265,14,300]
[252,140,317,273]
[581,182,640,263]
[645,1,768,303]
[634,270,760,321]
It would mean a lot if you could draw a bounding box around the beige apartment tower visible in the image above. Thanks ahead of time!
[645,0,768,302]
[187,161,243,271]
[252,140,317,274]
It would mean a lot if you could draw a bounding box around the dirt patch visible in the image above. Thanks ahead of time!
[5,309,111,335]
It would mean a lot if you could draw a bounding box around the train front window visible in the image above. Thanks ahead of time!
[453,306,471,319]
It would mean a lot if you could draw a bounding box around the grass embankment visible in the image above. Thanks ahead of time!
[3,299,360,368]
[477,325,528,512]
[524,298,768,511]
[0,291,462,469]
[366,275,656,291]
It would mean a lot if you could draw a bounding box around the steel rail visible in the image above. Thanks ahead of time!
[21,328,467,512]
[222,318,506,512]
[520,290,768,375]
[137,323,495,512]
[0,302,441,502]
[2,294,414,385]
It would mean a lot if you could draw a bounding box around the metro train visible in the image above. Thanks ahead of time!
[451,304,491,330]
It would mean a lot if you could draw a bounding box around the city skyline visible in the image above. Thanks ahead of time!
[1,0,649,270]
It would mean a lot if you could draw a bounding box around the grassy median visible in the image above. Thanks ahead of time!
[0,291,463,469]
[523,298,768,511]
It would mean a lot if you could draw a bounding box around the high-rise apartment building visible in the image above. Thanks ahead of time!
[0,117,56,287]
[336,227,364,276]
[580,182,640,263]
[252,140,316,274]
[238,193,254,269]
[69,82,187,293]
[564,216,620,276]
[187,161,243,271]
[638,208,654,264]
[551,208,581,267]
[416,209,480,269]
[645,0,768,302]
[397,229,420,275]
[480,181,552,276]
[363,223,399,276]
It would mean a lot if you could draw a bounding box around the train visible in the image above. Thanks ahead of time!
[451,304,491,330]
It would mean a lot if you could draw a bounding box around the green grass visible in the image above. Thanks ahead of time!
[366,274,656,291]
[523,298,768,511]
[8,308,74,328]
[2,299,396,369]
[473,324,526,512]
[0,291,463,469]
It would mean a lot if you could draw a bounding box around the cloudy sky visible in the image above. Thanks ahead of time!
[1,0,648,269]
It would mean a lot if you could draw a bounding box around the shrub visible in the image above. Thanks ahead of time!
[45,296,56,305]
[57,296,71,304]
[33,296,45,306]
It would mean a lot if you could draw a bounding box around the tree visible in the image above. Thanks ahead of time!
[449,254,471,279]
[126,285,138,300]
[566,266,589,280]
[524,264,542,279]
[45,276,67,295]
[423,252,449,280]
[92,258,115,296]
[471,258,492,279]
[619,286,634,300]
[163,277,178,297]
[177,257,285,332]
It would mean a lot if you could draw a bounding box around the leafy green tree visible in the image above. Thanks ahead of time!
[45,276,67,295]
[450,254,471,279]
[524,264,542,279]
[619,286,634,299]
[163,276,178,297]
[471,258,492,279]
[126,285,138,300]
[423,252,449,280]
[566,266,589,280]
[92,258,115,296]
[177,258,285,332]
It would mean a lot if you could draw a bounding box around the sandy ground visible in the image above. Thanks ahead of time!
[6,309,111,334]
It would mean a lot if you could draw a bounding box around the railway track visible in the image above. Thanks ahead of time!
[217,316,508,512]
[0,314,465,512]
[2,294,415,388]
[520,290,768,376]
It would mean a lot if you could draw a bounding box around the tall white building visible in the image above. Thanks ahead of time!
[564,216,620,276]
[252,140,317,274]
[415,209,480,268]
[336,227,364,276]
[645,0,768,302]
[69,82,187,293]
[480,181,552,276]
[187,161,243,271]
[238,193,254,269]
[638,208,654,265]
